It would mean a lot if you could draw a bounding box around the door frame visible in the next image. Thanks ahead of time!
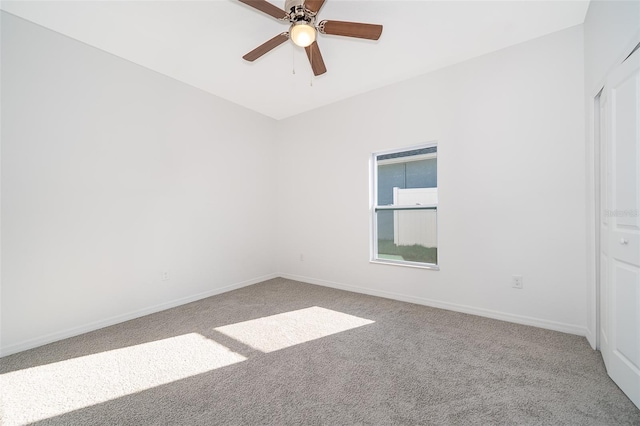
[593,88,602,350]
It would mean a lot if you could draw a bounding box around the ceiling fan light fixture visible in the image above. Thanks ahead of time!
[240,0,383,76]
[290,22,316,47]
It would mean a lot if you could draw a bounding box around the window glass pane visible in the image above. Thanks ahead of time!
[377,209,394,240]
[377,163,405,205]
[376,209,437,264]
[406,159,437,189]
[373,145,437,267]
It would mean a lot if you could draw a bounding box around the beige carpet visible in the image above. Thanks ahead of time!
[1,278,639,425]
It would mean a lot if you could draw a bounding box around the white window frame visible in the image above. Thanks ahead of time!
[370,142,439,270]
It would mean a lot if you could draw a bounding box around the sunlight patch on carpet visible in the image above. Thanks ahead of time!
[214,306,374,353]
[0,333,246,425]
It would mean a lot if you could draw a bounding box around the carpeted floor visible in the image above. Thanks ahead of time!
[2,277,639,425]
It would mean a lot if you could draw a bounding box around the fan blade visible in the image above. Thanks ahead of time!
[305,41,327,76]
[304,0,326,13]
[319,20,383,40]
[238,0,288,20]
[243,33,289,61]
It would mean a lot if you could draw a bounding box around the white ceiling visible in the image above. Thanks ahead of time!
[1,1,589,120]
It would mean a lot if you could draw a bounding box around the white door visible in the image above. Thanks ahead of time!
[599,48,640,408]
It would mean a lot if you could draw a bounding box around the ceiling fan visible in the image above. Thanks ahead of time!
[239,0,383,76]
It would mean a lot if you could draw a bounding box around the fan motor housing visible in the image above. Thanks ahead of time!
[285,0,314,22]
[284,0,304,12]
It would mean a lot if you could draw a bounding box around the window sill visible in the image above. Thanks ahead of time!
[370,259,440,271]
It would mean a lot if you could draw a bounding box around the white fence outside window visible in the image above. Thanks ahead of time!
[393,187,438,247]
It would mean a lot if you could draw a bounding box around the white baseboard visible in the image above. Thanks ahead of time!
[0,273,278,357]
[2,272,588,357]
[280,273,588,337]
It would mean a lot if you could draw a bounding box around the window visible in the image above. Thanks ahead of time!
[371,144,438,269]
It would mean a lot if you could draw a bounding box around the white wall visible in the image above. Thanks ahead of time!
[277,25,587,334]
[1,12,594,356]
[1,12,278,355]
[583,0,640,348]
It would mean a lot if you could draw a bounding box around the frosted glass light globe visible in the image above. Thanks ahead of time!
[290,23,316,47]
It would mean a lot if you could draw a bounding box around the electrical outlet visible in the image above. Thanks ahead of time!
[161,271,169,281]
[512,275,523,289]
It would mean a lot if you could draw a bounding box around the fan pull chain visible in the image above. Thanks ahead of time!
[309,47,313,87]
[292,45,296,75]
